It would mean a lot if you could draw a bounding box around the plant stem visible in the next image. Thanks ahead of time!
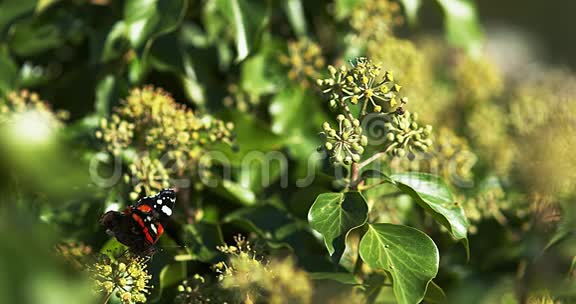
[350,162,360,190]
[341,100,356,122]
[101,291,113,304]
[357,151,387,170]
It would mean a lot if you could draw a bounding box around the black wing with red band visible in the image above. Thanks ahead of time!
[100,189,176,256]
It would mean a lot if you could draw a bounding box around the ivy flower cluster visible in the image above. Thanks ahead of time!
[350,0,404,43]
[390,127,476,186]
[321,114,368,165]
[279,39,325,88]
[452,55,503,102]
[96,86,235,195]
[212,235,312,304]
[223,83,260,112]
[462,180,510,234]
[88,254,152,304]
[317,58,433,163]
[55,241,92,270]
[382,110,433,157]
[175,274,229,304]
[0,90,68,127]
[317,58,403,113]
[125,156,171,200]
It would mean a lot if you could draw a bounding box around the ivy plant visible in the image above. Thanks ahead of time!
[308,57,470,304]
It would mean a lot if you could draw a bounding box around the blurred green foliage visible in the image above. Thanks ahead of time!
[0,0,574,303]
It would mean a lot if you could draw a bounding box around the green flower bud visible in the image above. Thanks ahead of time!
[344,156,352,165]
[325,142,333,150]
[343,118,352,128]
[360,135,368,146]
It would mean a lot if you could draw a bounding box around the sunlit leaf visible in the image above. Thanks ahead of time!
[308,192,368,261]
[359,223,439,304]
[123,0,187,51]
[391,172,469,255]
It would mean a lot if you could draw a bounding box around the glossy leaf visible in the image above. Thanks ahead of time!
[212,179,256,206]
[308,192,368,261]
[100,21,128,62]
[284,0,307,36]
[359,223,439,304]
[123,0,187,51]
[212,0,269,62]
[391,172,469,249]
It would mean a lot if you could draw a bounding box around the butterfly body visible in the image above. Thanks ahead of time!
[100,189,176,256]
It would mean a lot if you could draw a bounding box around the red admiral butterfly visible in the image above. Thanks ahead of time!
[100,189,176,256]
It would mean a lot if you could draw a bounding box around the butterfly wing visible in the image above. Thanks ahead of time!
[99,210,156,255]
[99,189,176,256]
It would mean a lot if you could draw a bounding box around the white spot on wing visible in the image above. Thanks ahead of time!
[150,223,158,234]
[157,199,162,205]
[161,205,172,216]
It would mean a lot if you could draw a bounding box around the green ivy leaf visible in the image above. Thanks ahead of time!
[359,223,439,304]
[123,0,187,51]
[216,112,284,165]
[0,0,37,36]
[94,75,120,117]
[212,179,256,206]
[391,172,469,253]
[423,280,447,304]
[224,204,314,252]
[436,0,483,57]
[308,192,368,261]
[269,86,307,135]
[100,21,128,62]
[8,19,63,56]
[283,0,307,36]
[0,47,18,94]
[213,0,269,62]
[182,222,224,263]
[159,262,186,290]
